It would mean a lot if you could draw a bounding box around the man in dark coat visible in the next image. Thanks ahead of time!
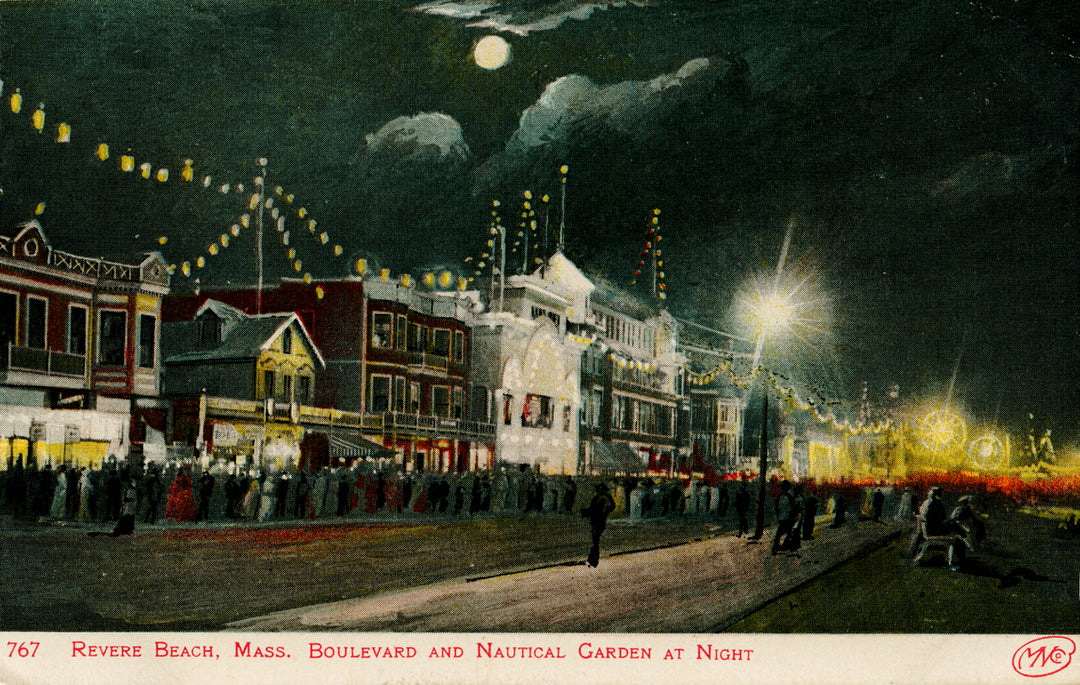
[224,472,243,519]
[583,482,616,567]
[771,481,798,555]
[802,486,820,541]
[197,470,216,520]
[141,465,162,523]
[734,481,750,537]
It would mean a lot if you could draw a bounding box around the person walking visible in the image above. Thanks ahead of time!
[197,469,216,521]
[141,464,162,524]
[734,481,750,537]
[582,482,616,568]
[770,481,798,555]
[50,465,68,520]
[802,485,820,541]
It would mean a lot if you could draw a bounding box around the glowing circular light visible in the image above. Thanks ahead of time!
[968,433,1004,470]
[473,35,511,70]
[915,408,968,454]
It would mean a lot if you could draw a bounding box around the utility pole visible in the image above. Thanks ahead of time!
[752,391,769,539]
[255,157,267,314]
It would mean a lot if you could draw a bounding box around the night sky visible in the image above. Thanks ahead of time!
[1,0,1077,443]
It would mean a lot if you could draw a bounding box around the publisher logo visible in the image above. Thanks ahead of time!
[1012,636,1075,678]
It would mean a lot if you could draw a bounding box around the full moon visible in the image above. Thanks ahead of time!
[473,35,510,70]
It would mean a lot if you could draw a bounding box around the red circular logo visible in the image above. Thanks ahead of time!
[1012,636,1075,678]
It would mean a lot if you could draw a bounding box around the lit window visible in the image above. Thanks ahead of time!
[99,311,126,365]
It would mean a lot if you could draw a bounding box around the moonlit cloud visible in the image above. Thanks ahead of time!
[476,57,729,191]
[412,0,644,36]
[355,112,471,171]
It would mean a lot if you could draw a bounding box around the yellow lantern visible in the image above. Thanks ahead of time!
[219,234,229,247]
[379,268,390,281]
[182,160,193,182]
[302,273,312,284]
[333,245,343,256]
[230,224,240,237]
[319,232,329,245]
[34,202,45,216]
[196,256,205,268]
[208,244,218,255]
[96,143,109,161]
[315,286,325,299]
[181,262,191,276]
[10,89,22,114]
[158,236,168,245]
[438,271,452,288]
[156,168,168,182]
[56,122,71,143]
[293,260,302,272]
[120,156,135,172]
[140,163,152,179]
[355,258,368,275]
[240,214,250,228]
[423,272,435,287]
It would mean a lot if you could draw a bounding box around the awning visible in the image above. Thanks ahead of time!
[589,440,647,475]
[327,433,394,459]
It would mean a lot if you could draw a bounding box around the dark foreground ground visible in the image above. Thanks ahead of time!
[2,509,1076,633]
[728,510,1080,633]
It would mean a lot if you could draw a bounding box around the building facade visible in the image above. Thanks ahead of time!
[0,220,170,467]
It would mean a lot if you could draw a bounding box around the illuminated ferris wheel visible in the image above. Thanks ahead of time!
[914,408,968,457]
[967,433,1005,471]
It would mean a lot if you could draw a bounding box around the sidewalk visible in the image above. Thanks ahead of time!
[228,518,910,633]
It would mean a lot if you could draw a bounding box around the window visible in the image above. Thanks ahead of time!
[281,327,293,354]
[452,387,464,419]
[453,330,464,362]
[25,297,46,349]
[471,386,490,422]
[137,314,156,368]
[521,394,552,428]
[408,322,426,352]
[282,375,293,402]
[431,386,450,418]
[432,328,450,357]
[99,311,126,365]
[263,371,275,400]
[393,377,406,412]
[503,394,514,425]
[371,312,393,349]
[298,376,312,404]
[409,382,420,413]
[369,375,391,412]
[563,406,571,432]
[67,305,87,355]
[197,312,221,345]
[395,315,407,351]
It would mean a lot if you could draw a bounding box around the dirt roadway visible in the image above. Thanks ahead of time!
[1,515,729,631]
[227,520,909,633]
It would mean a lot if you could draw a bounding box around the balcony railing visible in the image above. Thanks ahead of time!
[407,351,450,371]
[5,344,87,378]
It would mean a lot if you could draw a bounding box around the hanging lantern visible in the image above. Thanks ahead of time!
[271,207,280,220]
[458,277,467,290]
[276,216,285,231]
[56,122,71,143]
[379,268,390,281]
[298,208,307,218]
[240,214,250,228]
[32,105,44,132]
[307,219,317,232]
[253,176,264,187]
[10,89,21,114]
[285,194,294,204]
[120,156,135,172]
[230,224,240,237]
[139,163,152,179]
[196,256,205,268]
[249,194,259,210]
[158,236,168,245]
[34,202,45,216]
[283,231,290,246]
[355,258,367,275]
[236,183,245,193]
[275,186,283,196]
[219,184,230,194]
[315,285,325,299]
[401,274,413,287]
[438,271,452,288]
[302,273,312,284]
[293,260,302,272]
[219,234,229,247]
[96,143,109,161]
[208,244,218,256]
[181,160,193,182]
[203,176,212,187]
[167,265,175,275]
[319,232,329,245]
[288,248,296,259]
[156,168,168,182]
[333,245,343,256]
[181,262,191,276]
[264,197,273,209]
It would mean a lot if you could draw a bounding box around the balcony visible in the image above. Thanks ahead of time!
[407,351,450,372]
[0,344,87,388]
